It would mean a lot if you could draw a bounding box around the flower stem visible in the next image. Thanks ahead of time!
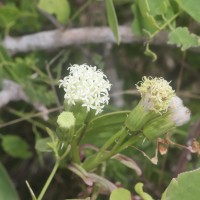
[111,130,128,153]
[99,127,126,153]
[117,136,140,153]
[72,141,81,164]
[37,160,60,200]
[83,134,140,171]
[91,127,126,164]
[82,127,136,171]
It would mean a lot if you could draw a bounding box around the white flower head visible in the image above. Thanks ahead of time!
[169,96,191,126]
[168,96,183,110]
[59,64,111,114]
[171,106,191,126]
[136,76,175,114]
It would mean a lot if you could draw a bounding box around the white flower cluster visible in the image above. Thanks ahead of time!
[169,96,191,126]
[59,64,111,114]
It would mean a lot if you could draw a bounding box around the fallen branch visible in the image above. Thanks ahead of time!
[2,26,168,55]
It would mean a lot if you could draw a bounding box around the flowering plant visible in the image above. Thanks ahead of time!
[28,64,193,200]
[59,64,111,114]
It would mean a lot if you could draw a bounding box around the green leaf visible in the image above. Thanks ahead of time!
[38,0,70,24]
[132,0,176,37]
[0,163,19,200]
[86,111,129,134]
[83,111,129,147]
[162,168,200,200]
[0,5,20,28]
[135,183,154,200]
[147,0,168,16]
[112,154,142,176]
[109,188,131,200]
[106,0,120,44]
[35,137,53,152]
[0,4,38,33]
[131,0,159,37]
[1,135,32,159]
[175,0,200,23]
[168,27,200,51]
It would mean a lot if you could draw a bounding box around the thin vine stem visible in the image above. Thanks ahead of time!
[37,160,60,200]
[149,10,182,40]
[69,0,93,23]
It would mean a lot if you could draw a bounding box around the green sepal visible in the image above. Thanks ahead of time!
[143,113,175,140]
[125,102,157,132]
[56,127,73,142]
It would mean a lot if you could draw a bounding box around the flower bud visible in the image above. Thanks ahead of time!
[56,111,75,141]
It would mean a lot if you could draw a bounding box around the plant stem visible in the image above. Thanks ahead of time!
[99,127,126,153]
[82,152,113,171]
[69,0,93,22]
[71,141,81,164]
[37,160,60,200]
[76,124,87,144]
[83,135,141,171]
[116,136,140,153]
[110,130,128,153]
[149,10,182,39]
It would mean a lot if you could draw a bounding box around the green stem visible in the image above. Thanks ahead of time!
[111,130,128,153]
[93,127,126,164]
[71,141,81,164]
[7,108,47,130]
[82,134,140,171]
[37,160,59,200]
[76,124,87,144]
[59,144,71,160]
[82,151,113,171]
[99,127,126,153]
[149,10,182,39]
[116,136,140,153]
[69,0,93,22]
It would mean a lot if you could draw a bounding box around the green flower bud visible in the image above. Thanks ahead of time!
[57,111,75,129]
[56,111,75,142]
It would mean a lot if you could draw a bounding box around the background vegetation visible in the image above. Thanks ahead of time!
[0,0,200,199]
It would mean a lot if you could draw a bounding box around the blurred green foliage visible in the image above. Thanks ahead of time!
[0,0,200,199]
